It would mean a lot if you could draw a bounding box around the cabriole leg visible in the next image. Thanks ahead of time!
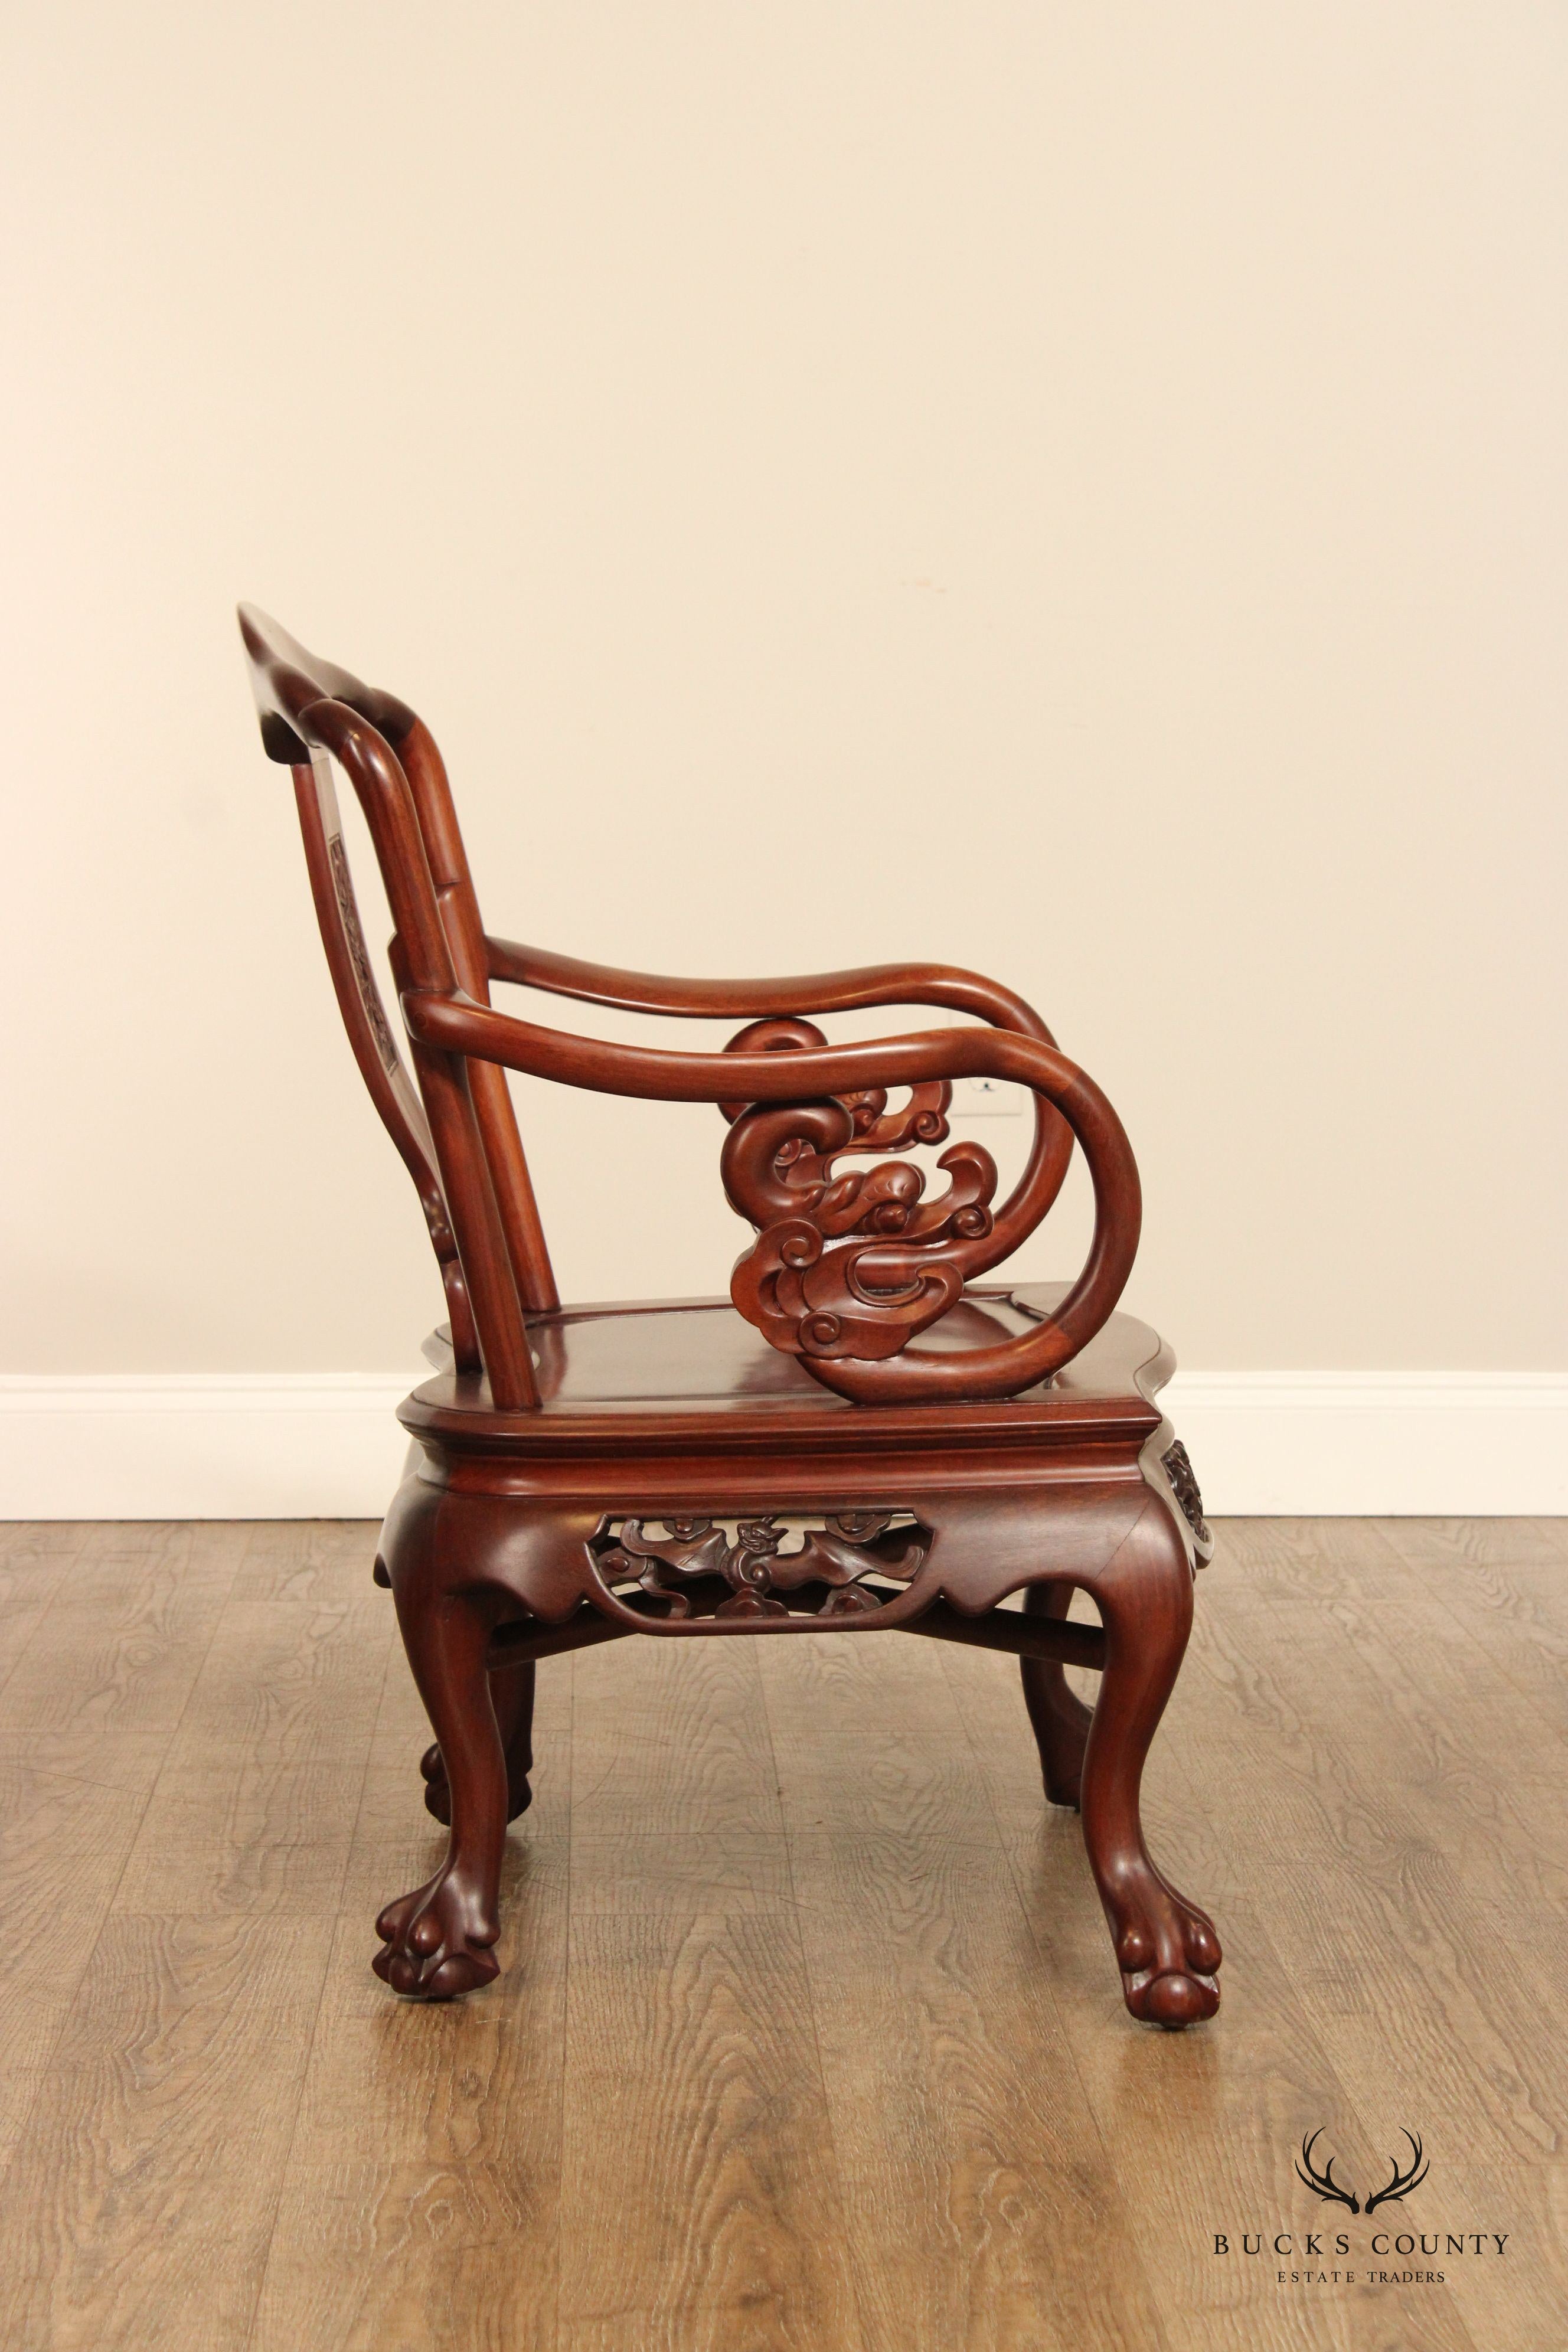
[422,1658,535,1825]
[373,1492,509,2000]
[1077,1504,1222,2028]
[1020,1579,1093,1809]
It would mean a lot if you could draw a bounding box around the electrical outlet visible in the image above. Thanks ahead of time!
[952,1076,1023,1117]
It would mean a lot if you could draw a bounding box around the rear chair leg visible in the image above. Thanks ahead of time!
[374,1515,509,2000]
[1020,1579,1093,1809]
[422,1658,535,1825]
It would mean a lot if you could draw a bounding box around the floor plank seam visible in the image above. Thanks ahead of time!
[0,1524,253,2297]
[0,1523,89,1711]
[753,1642,873,2352]
[544,1644,573,2352]
[930,1636,1183,2352]
[242,1547,403,2352]
[1374,1520,1568,1755]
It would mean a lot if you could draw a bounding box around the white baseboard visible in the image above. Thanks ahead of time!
[0,1375,421,1521]
[1165,1371,1567,1517]
[0,1370,1563,1521]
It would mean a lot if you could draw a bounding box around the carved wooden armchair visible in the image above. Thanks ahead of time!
[239,605,1221,2028]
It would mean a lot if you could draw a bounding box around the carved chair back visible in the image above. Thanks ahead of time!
[240,605,1144,1413]
[240,606,547,1405]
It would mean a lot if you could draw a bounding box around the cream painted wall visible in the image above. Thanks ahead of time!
[2,2,1564,1376]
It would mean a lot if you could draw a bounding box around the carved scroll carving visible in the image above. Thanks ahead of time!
[594,1510,929,1622]
[1161,1440,1211,1547]
[720,1018,1001,1362]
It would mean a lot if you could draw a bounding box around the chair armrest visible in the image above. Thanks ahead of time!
[403,989,1140,1405]
[485,937,1052,1041]
[413,989,1060,1102]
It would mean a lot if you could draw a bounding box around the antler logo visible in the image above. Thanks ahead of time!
[1296,2131,1360,2212]
[1364,2132,1428,2213]
[1295,2130,1429,2214]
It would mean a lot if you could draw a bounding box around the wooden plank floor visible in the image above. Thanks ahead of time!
[0,1517,1563,2351]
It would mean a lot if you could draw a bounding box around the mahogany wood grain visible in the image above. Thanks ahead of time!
[239,606,1221,2027]
[398,718,558,1315]
[485,932,1057,1030]
[420,1656,535,1826]
[1018,1579,1097,1807]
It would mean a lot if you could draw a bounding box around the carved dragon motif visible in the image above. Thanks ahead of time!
[719,1018,1002,1361]
[594,1510,929,1621]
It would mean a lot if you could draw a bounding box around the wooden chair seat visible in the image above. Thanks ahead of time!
[240,605,1224,2031]
[420,1285,1158,1423]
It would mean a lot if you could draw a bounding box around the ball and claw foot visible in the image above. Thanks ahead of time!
[373,1864,501,2000]
[1111,1868,1222,2028]
[420,1740,532,1827]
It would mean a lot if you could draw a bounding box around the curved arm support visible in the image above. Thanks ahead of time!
[485,936,1051,1038]
[403,991,1141,1403]
[486,940,1077,1308]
